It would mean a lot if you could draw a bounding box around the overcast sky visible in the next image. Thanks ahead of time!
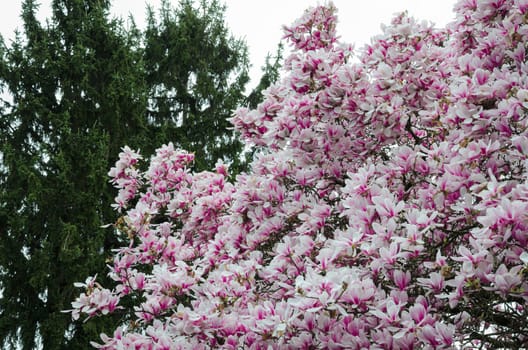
[0,1,457,87]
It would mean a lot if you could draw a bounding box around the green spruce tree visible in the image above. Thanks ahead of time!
[0,0,147,348]
[143,0,250,172]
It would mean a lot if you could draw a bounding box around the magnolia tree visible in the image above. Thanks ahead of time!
[70,1,528,348]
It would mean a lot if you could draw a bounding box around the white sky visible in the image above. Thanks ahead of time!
[0,0,457,87]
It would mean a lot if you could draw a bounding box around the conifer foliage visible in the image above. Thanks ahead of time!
[72,1,528,348]
[143,0,250,172]
[0,0,256,348]
[0,0,147,348]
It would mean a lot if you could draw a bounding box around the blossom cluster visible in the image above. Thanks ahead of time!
[71,1,528,348]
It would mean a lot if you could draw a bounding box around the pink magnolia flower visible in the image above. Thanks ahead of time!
[71,1,528,348]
